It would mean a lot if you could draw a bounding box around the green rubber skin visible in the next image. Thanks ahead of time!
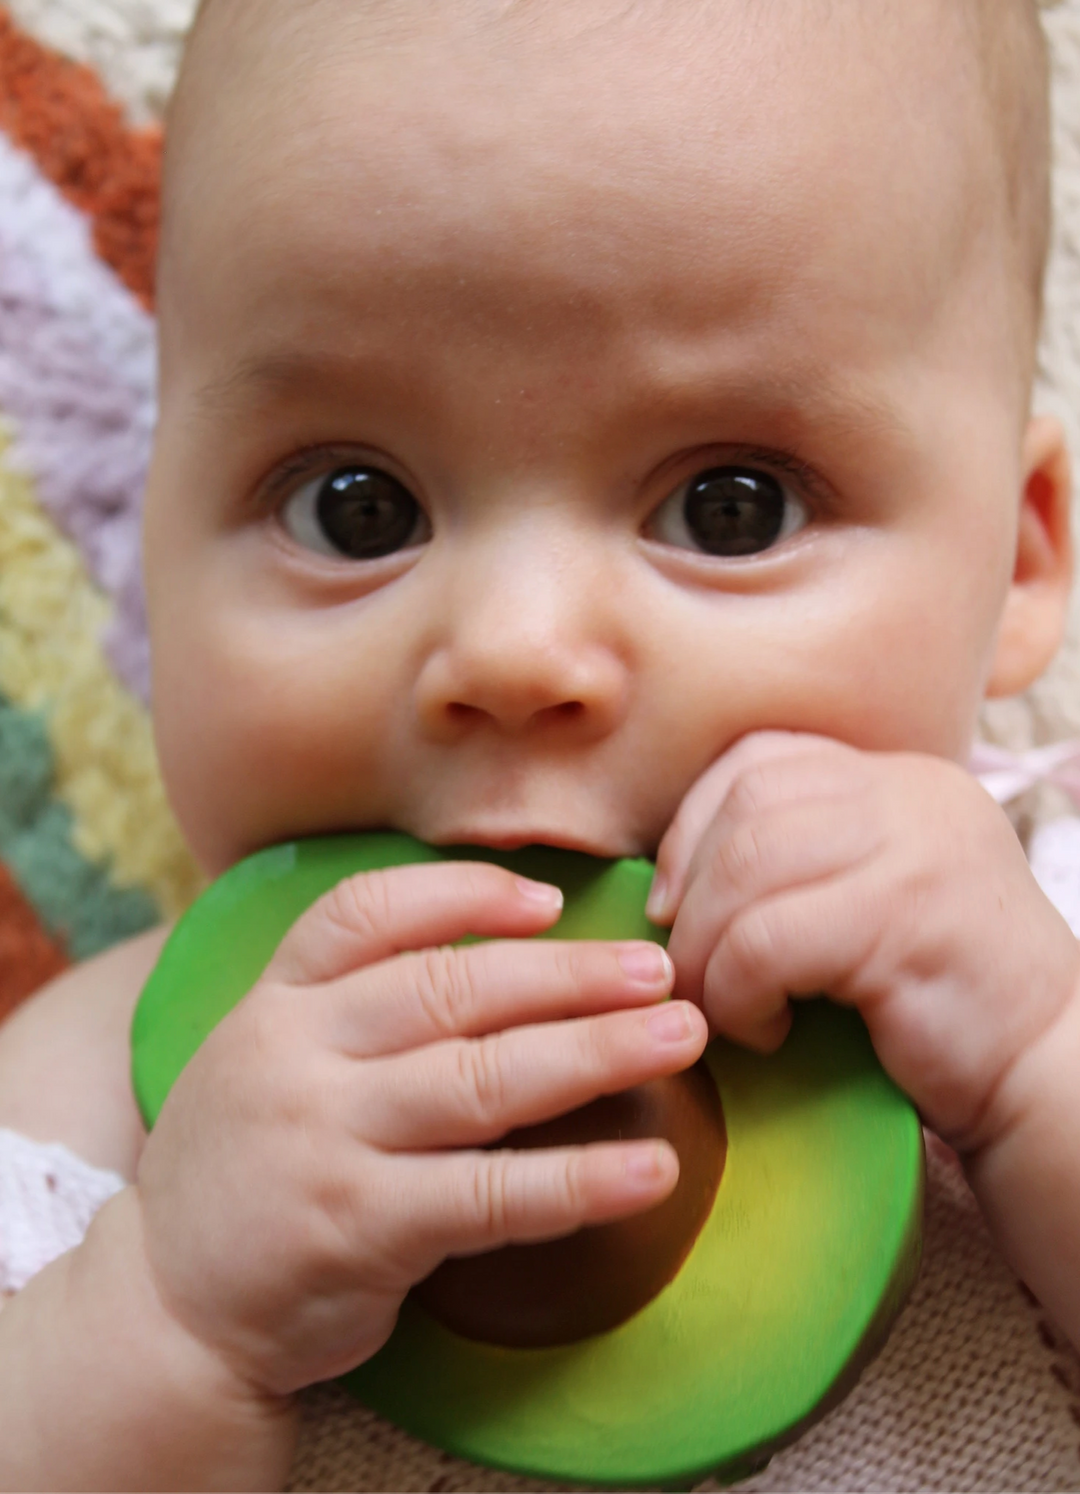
[132,833,925,1490]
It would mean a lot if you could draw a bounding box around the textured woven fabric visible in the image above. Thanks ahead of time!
[0,1127,123,1297]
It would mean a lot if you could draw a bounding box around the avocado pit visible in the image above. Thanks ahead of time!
[413,1060,726,1347]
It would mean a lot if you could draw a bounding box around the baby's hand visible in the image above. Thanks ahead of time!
[650,732,1080,1150]
[134,862,705,1397]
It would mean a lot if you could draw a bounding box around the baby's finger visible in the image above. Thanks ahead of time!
[265,860,564,986]
[321,937,674,1057]
[351,1002,707,1149]
[391,1139,680,1274]
[649,731,836,923]
[699,875,884,1049]
[668,797,881,1006]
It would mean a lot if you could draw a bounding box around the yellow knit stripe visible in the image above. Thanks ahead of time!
[0,429,202,916]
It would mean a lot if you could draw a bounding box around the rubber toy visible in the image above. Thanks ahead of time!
[132,833,924,1489]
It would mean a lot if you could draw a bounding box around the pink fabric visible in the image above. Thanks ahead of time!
[0,132,156,702]
[970,738,1080,806]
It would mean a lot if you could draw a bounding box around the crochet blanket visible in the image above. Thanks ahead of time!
[0,0,201,1022]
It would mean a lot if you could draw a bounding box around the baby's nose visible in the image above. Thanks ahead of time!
[417,647,626,739]
[413,562,630,742]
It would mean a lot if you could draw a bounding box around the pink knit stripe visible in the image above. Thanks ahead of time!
[0,129,155,701]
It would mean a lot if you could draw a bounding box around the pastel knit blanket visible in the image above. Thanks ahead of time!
[0,1,201,1024]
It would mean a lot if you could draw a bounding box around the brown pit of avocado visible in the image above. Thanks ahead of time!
[412,1060,726,1348]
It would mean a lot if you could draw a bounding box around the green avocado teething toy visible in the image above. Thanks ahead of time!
[132,833,924,1490]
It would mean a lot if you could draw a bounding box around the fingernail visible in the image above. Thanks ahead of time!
[618,943,674,988]
[514,877,564,910]
[646,1002,695,1043]
[623,1142,675,1185]
[645,874,671,922]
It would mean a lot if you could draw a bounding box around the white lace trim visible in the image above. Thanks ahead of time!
[0,1128,125,1295]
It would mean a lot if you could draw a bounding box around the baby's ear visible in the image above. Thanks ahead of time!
[985,414,1073,698]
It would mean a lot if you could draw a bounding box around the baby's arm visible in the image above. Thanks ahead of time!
[651,731,1080,1346]
[0,1192,299,1490]
[0,930,297,1490]
[963,994,1080,1346]
[0,925,166,1176]
[0,863,703,1490]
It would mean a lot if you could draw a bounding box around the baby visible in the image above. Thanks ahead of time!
[1,0,1078,1486]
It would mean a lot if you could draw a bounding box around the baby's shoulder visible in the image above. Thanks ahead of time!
[0,926,170,1181]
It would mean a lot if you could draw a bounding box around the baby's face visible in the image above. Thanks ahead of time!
[145,0,1060,875]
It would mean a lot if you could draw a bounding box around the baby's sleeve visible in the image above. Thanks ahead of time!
[0,1129,125,1298]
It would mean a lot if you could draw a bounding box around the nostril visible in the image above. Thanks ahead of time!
[447,702,485,724]
[443,698,586,731]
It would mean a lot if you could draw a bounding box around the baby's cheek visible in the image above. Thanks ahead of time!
[151,612,399,875]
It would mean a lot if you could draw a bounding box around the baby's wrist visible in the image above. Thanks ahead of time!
[963,978,1080,1345]
[959,953,1080,1164]
[78,1187,300,1484]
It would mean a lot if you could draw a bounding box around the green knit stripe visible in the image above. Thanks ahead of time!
[0,692,160,960]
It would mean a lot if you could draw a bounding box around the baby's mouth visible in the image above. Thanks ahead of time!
[389,781,658,861]
[431,827,632,860]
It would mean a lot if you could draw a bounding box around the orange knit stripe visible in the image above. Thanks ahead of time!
[0,7,162,309]
[0,861,67,1022]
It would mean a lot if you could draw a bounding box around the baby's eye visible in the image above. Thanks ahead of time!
[646,466,808,557]
[281,465,431,560]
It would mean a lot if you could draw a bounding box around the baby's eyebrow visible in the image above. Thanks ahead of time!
[190,349,351,419]
[187,343,917,465]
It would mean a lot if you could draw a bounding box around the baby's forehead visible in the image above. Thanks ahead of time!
[169,0,994,253]
[161,0,1041,407]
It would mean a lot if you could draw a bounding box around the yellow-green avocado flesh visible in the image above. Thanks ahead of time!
[132,832,924,1490]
